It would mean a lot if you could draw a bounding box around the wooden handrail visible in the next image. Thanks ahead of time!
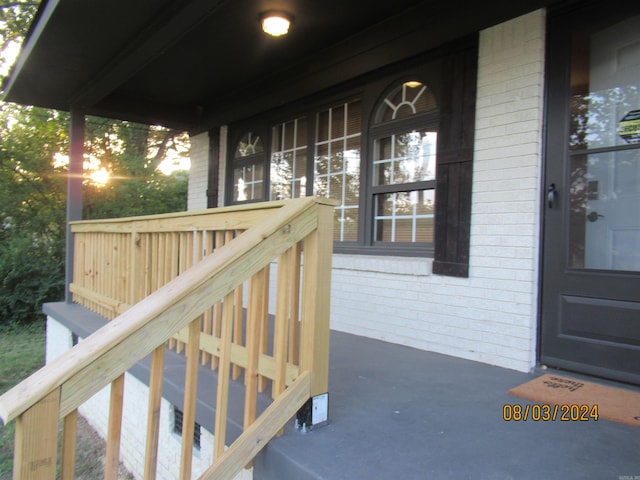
[0,197,335,480]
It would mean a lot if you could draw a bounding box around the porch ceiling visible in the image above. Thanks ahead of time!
[4,0,560,132]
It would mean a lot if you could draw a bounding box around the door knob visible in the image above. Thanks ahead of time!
[587,211,604,222]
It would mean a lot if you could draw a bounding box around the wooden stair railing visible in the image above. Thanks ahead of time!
[0,197,334,480]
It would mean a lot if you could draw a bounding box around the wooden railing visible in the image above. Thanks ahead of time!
[0,197,334,480]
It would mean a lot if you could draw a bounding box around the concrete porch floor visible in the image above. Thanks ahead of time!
[254,331,640,480]
[45,303,639,480]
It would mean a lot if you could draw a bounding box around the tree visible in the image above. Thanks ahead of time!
[0,1,39,76]
[0,1,191,326]
[0,104,68,325]
[81,118,189,219]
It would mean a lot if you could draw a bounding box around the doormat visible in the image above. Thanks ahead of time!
[508,374,640,428]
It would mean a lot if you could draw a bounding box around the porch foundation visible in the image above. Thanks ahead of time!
[45,307,254,480]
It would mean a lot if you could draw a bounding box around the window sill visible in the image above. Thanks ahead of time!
[332,253,433,276]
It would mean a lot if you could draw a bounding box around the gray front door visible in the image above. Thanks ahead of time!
[540,3,640,385]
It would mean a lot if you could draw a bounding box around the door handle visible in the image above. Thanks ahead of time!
[547,183,557,209]
[587,211,604,222]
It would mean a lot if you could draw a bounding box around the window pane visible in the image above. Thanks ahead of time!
[375,82,438,123]
[332,105,345,137]
[374,190,435,243]
[569,16,640,150]
[317,110,329,143]
[347,102,362,136]
[374,130,437,186]
[569,150,640,271]
[270,118,307,200]
[235,132,264,157]
[334,206,359,242]
[314,100,362,241]
[233,164,264,202]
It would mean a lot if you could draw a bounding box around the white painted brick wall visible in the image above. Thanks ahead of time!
[329,10,546,373]
[45,317,252,480]
[188,127,228,210]
[188,132,209,211]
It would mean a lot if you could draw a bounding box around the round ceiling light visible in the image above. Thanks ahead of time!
[261,12,292,37]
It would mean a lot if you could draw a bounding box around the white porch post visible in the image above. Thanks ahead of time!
[65,109,84,303]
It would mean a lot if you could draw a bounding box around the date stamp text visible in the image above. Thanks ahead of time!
[503,403,599,422]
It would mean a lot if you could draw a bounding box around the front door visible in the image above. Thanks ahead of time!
[540,2,640,385]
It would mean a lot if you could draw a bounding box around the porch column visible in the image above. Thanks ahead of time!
[65,109,85,302]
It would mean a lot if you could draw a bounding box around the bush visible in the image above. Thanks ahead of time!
[0,231,64,327]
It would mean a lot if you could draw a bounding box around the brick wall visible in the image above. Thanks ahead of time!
[326,10,546,372]
[187,132,209,211]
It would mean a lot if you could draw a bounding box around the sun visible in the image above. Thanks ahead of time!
[89,167,110,186]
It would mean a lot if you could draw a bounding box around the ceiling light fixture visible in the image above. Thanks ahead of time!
[261,11,292,37]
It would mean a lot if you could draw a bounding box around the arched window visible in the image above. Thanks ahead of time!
[374,81,437,122]
[231,132,265,203]
[370,81,439,244]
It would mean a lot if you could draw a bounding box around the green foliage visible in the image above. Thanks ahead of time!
[0,231,65,325]
[0,104,68,327]
[84,170,188,219]
[0,1,40,71]
[0,322,45,477]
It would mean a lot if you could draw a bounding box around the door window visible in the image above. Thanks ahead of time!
[567,15,640,271]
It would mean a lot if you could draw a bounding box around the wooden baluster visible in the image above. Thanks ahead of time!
[72,232,80,303]
[243,268,265,428]
[109,234,116,316]
[211,230,224,370]
[157,234,166,292]
[93,233,99,314]
[274,249,292,399]
[122,232,129,308]
[105,374,125,480]
[170,232,187,351]
[175,231,192,355]
[258,264,270,393]
[117,234,126,312]
[201,309,212,365]
[143,345,165,480]
[288,242,302,365]
[138,233,154,301]
[273,249,293,437]
[214,290,235,460]
[130,228,139,306]
[200,230,213,366]
[179,318,200,480]
[232,281,243,381]
[231,229,245,380]
[60,409,78,480]
[165,232,176,293]
[13,389,60,480]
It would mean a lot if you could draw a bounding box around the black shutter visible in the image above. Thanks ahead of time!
[207,128,220,208]
[433,38,478,277]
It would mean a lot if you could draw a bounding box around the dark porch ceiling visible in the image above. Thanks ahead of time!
[3,0,562,132]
